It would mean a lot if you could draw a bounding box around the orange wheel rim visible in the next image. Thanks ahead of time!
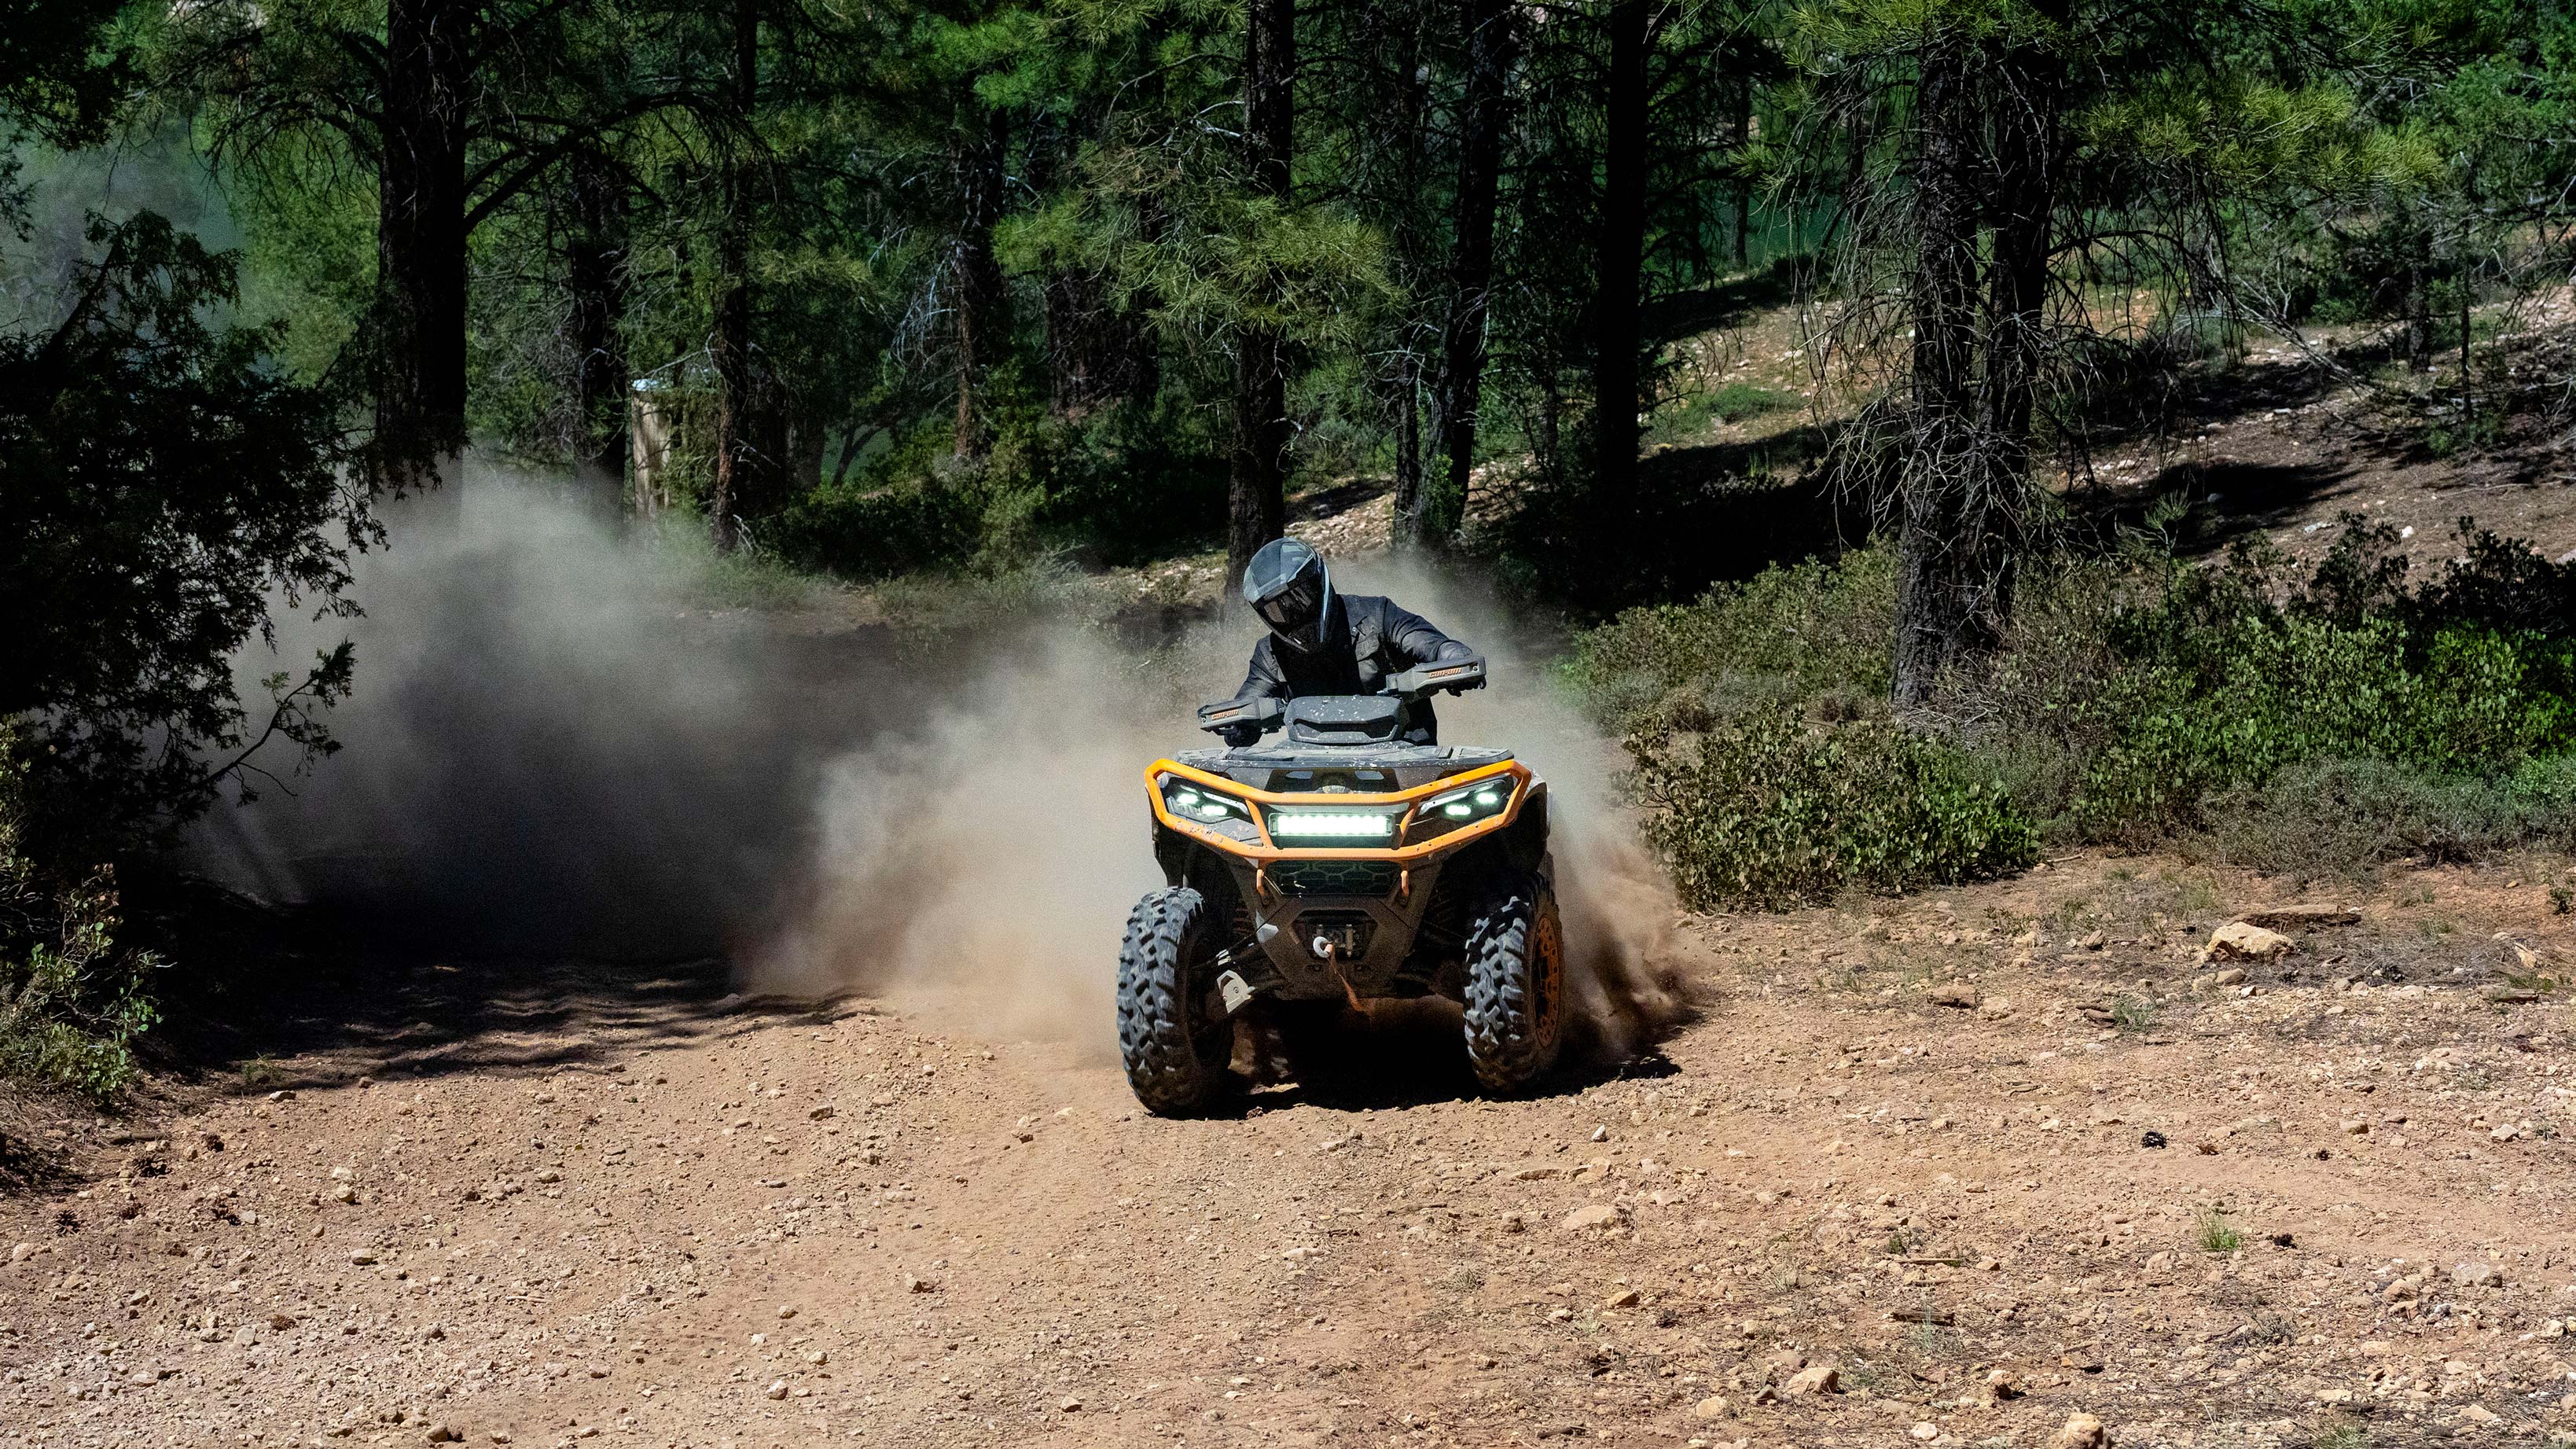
[1531,907,1564,1039]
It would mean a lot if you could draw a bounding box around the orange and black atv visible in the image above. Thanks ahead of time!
[1117,655,1564,1115]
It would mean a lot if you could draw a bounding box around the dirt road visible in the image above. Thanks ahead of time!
[4,858,2574,1449]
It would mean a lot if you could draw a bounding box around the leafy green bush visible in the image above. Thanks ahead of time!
[770,421,996,578]
[1583,513,2576,906]
[1569,547,1895,729]
[0,729,160,1100]
[773,400,1226,578]
[2067,523,2576,840]
[2203,755,2576,873]
[1011,402,1228,567]
[1646,382,1798,447]
[1626,705,2038,911]
[4,211,358,844]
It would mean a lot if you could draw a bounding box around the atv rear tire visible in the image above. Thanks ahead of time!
[1461,868,1566,1093]
[1116,887,1235,1116]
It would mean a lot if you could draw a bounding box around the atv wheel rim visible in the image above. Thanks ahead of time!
[1531,905,1565,1043]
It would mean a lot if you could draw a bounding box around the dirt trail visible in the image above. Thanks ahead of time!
[4,856,2573,1449]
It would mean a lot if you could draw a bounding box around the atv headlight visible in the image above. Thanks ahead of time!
[1266,809,1398,841]
[1406,778,1512,842]
[1160,777,1254,827]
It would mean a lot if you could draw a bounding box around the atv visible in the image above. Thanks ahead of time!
[1116,654,1565,1116]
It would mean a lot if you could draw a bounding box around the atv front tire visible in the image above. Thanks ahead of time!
[1116,887,1235,1116]
[1461,868,1566,1092]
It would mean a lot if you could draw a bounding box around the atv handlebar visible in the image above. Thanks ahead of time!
[1384,653,1487,699]
[1196,654,1488,737]
[1196,694,1286,736]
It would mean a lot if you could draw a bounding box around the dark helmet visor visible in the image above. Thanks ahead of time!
[1254,576,1322,636]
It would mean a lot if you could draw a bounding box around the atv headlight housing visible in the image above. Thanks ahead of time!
[1405,777,1513,844]
[1265,807,1399,842]
[1159,776,1259,839]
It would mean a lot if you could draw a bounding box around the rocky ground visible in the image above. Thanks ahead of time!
[2,855,2571,1449]
[14,306,2576,1449]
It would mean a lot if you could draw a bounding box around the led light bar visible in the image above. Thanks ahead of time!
[1269,812,1396,840]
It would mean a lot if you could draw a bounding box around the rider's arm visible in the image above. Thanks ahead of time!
[1235,638,1288,701]
[1381,600,1474,666]
[1220,641,1288,745]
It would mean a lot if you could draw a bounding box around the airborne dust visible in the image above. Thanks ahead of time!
[188,470,1685,1067]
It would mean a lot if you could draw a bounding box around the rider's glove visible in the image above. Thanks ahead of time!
[1432,638,1485,689]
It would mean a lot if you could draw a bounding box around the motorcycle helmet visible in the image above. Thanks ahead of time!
[1244,537,1333,654]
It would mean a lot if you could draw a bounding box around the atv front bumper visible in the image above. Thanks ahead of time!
[1143,756,1546,1002]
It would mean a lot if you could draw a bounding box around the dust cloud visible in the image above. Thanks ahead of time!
[1332,557,1689,1057]
[749,631,1191,1061]
[186,470,1684,1065]
[755,550,1687,1063]
[182,465,910,959]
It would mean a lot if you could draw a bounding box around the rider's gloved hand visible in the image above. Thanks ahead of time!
[1432,638,1485,689]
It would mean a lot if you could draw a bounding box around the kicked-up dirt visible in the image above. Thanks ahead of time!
[2,853,2571,1449]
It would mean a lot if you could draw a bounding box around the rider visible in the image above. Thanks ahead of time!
[1225,537,1478,746]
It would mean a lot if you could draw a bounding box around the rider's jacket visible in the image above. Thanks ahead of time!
[1231,594,1467,745]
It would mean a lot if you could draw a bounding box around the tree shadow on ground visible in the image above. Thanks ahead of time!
[2070,459,2361,558]
[0,1118,80,1197]
[1498,423,1859,615]
[1639,264,1798,351]
[127,879,816,1098]
[1289,476,1390,523]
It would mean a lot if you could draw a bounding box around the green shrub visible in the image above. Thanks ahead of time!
[2204,755,2576,874]
[0,729,160,1100]
[1582,514,2576,903]
[2066,523,2576,842]
[1625,704,2038,911]
[770,421,999,579]
[2067,618,2576,839]
[1646,382,1797,447]
[773,400,1226,578]
[1570,548,1895,730]
[2196,1208,2243,1254]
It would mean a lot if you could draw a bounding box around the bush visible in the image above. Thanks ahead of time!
[4,211,358,844]
[770,422,997,579]
[1583,513,2576,907]
[2203,756,2576,874]
[0,729,159,1100]
[1626,705,2038,911]
[2064,522,2576,842]
[774,399,1227,578]
[1570,548,1895,730]
[1645,382,1798,447]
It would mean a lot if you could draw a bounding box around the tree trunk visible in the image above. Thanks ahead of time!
[1534,373,1562,483]
[1374,0,1431,550]
[1391,348,1422,539]
[565,142,630,517]
[1428,0,1516,547]
[1976,9,2061,531]
[709,0,758,553]
[374,0,473,498]
[951,120,1009,459]
[1891,35,1987,711]
[1731,80,1752,269]
[1043,269,1157,417]
[1590,0,1648,535]
[2404,221,2433,373]
[1227,0,1296,589]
